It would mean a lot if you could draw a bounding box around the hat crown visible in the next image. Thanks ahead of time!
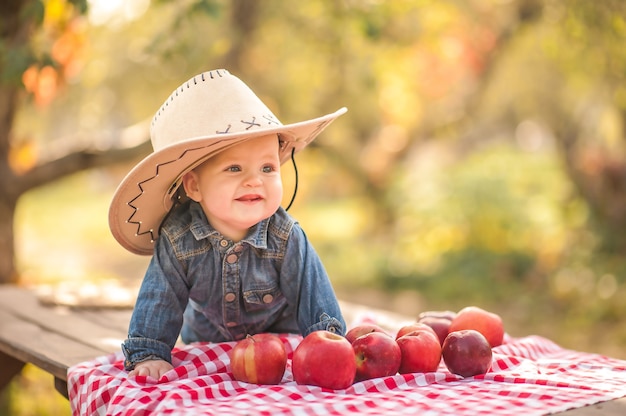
[150,69,283,151]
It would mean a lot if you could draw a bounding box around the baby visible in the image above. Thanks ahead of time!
[108,69,348,379]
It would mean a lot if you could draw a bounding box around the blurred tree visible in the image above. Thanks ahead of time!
[0,0,152,284]
[0,0,264,284]
[477,0,626,253]
[3,0,626,288]
[545,1,626,253]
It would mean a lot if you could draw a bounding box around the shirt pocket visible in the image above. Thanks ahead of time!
[242,286,285,313]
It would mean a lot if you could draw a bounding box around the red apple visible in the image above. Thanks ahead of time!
[395,322,438,340]
[396,329,442,374]
[448,306,504,347]
[230,333,287,385]
[345,324,389,344]
[442,329,492,377]
[353,332,401,382]
[417,316,452,345]
[292,330,356,390]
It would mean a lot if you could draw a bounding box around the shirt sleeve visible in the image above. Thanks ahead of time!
[280,223,346,337]
[122,235,190,370]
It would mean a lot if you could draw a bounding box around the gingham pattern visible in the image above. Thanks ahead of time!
[68,331,626,416]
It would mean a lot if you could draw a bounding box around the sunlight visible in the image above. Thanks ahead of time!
[87,0,150,26]
[99,337,126,349]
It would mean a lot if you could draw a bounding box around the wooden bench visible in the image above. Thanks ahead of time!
[0,285,130,399]
[0,285,624,414]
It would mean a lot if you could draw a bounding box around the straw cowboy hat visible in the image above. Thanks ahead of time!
[109,69,347,255]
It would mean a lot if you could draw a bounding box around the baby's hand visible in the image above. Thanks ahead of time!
[128,359,174,379]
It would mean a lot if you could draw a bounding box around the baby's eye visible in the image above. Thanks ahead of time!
[262,165,276,173]
[226,165,241,172]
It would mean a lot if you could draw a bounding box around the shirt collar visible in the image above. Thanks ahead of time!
[188,201,270,249]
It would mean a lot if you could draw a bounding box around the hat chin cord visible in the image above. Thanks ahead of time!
[284,147,298,211]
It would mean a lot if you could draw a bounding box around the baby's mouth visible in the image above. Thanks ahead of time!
[236,194,263,202]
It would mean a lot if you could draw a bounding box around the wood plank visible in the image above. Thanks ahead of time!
[554,397,626,415]
[77,308,132,333]
[0,350,25,391]
[55,377,69,399]
[0,286,127,354]
[0,309,108,380]
[0,286,127,400]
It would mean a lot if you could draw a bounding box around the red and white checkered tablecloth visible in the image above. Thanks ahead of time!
[68,329,626,416]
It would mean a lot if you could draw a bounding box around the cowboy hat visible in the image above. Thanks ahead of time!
[108,69,347,255]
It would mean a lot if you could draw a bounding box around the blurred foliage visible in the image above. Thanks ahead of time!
[7,0,626,361]
[0,364,70,415]
[4,0,626,412]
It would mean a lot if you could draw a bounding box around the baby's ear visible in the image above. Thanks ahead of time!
[182,171,202,202]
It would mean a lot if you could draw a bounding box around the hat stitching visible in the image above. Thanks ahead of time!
[125,141,230,242]
[241,117,260,130]
[217,125,232,134]
[264,115,280,126]
[151,70,228,128]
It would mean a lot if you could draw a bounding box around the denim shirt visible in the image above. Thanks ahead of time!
[122,201,345,370]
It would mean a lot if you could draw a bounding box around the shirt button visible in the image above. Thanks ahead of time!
[226,322,237,328]
[262,294,274,304]
[233,245,243,253]
[220,239,228,247]
[224,292,236,302]
[226,254,238,264]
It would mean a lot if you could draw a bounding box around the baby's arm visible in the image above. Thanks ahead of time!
[128,359,174,379]
[282,223,346,336]
[124,237,188,380]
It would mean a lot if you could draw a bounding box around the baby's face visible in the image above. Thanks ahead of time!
[183,134,283,241]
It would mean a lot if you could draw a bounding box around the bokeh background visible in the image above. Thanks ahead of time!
[2,0,626,414]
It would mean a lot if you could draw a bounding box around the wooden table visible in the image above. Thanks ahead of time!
[0,285,129,398]
[0,285,624,414]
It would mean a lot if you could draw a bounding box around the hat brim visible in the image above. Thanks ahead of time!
[109,107,347,255]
